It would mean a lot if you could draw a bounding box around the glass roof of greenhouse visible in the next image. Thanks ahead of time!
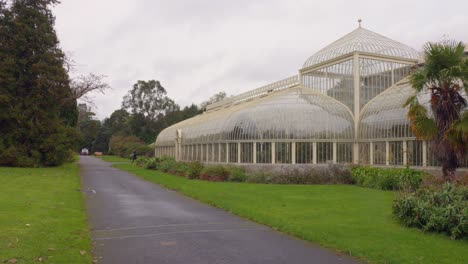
[156,87,354,146]
[303,27,421,68]
[358,79,416,140]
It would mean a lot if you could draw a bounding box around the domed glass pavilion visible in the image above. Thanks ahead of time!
[155,26,467,168]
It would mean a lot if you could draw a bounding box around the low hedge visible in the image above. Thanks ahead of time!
[200,165,247,182]
[134,158,428,189]
[352,166,425,191]
[393,183,468,239]
[245,165,353,184]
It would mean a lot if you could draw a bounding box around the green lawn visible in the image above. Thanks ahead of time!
[95,155,131,163]
[0,163,92,264]
[115,164,468,264]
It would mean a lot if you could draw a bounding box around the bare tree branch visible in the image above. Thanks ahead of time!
[70,73,111,104]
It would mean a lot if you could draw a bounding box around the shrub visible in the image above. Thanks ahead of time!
[245,164,353,185]
[352,166,425,191]
[393,183,468,239]
[227,166,247,182]
[157,156,178,173]
[201,165,231,181]
[145,158,159,170]
[245,171,274,183]
[135,157,149,167]
[108,135,153,158]
[186,162,204,179]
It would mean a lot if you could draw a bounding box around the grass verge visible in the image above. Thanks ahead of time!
[95,155,130,163]
[114,164,468,264]
[0,162,92,264]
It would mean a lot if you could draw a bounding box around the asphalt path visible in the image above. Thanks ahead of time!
[80,156,361,264]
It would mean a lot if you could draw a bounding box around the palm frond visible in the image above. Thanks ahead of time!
[453,112,468,134]
[422,41,466,82]
[412,115,437,140]
[409,71,427,92]
[403,95,417,108]
[446,112,468,155]
[407,101,437,140]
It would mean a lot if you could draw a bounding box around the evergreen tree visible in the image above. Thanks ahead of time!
[0,0,78,166]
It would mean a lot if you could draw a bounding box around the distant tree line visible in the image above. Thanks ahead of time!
[78,82,227,157]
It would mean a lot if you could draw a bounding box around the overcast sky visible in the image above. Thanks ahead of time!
[53,0,468,120]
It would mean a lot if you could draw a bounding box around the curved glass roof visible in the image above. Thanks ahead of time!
[358,79,415,140]
[156,87,355,146]
[303,27,420,68]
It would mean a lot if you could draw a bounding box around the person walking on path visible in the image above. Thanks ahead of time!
[132,149,137,163]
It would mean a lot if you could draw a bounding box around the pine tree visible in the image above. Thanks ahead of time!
[0,0,79,166]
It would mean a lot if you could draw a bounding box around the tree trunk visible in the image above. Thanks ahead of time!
[438,140,458,181]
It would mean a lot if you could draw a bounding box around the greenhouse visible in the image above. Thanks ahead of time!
[155,26,468,168]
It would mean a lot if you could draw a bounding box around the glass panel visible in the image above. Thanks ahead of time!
[296,142,313,164]
[197,144,202,162]
[229,143,238,163]
[302,59,354,111]
[426,141,440,166]
[207,144,212,162]
[388,141,403,165]
[240,143,253,163]
[275,142,292,164]
[317,142,333,164]
[373,142,386,165]
[359,143,370,165]
[360,59,412,109]
[406,141,423,166]
[213,143,219,162]
[359,82,415,140]
[256,142,272,164]
[220,143,227,163]
[337,142,353,163]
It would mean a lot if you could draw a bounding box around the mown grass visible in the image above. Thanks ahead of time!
[0,162,92,264]
[95,155,130,163]
[115,164,468,264]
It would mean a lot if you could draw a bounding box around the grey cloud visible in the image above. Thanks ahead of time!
[53,0,468,120]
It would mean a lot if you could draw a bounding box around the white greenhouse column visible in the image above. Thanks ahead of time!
[312,142,317,164]
[271,142,276,164]
[291,142,296,164]
[353,142,359,164]
[385,141,390,166]
[253,142,257,164]
[332,142,337,164]
[237,142,241,164]
[391,68,395,85]
[201,145,204,162]
[422,141,427,167]
[370,142,374,165]
[211,144,214,163]
[353,53,361,165]
[191,145,194,161]
[403,140,407,166]
[226,143,230,163]
[218,143,222,163]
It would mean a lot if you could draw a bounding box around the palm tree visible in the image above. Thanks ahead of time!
[405,40,468,180]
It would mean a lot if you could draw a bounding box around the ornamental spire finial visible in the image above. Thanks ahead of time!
[358,18,362,28]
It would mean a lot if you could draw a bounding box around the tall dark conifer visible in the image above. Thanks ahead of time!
[0,0,78,166]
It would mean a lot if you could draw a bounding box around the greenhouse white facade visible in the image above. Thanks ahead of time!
[155,26,468,168]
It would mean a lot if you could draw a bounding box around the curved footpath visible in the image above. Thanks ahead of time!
[80,156,361,264]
